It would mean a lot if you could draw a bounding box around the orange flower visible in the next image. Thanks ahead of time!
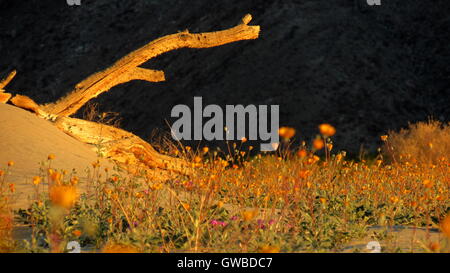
[0,170,4,177]
[312,139,324,150]
[242,209,258,221]
[297,149,307,158]
[48,154,55,160]
[70,176,79,185]
[318,124,336,137]
[258,245,280,253]
[327,143,333,151]
[32,176,41,185]
[150,183,163,191]
[181,202,190,211]
[72,230,82,237]
[278,127,296,139]
[380,135,388,141]
[103,188,112,197]
[241,137,248,143]
[7,161,14,167]
[422,180,434,189]
[91,160,100,168]
[50,171,62,185]
[441,214,450,238]
[306,155,320,165]
[194,156,202,163]
[220,160,229,168]
[49,185,78,209]
[298,170,311,179]
[390,196,400,204]
[202,147,209,154]
[8,183,15,193]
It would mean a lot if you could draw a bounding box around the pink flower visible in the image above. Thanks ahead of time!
[257,219,266,229]
[210,219,228,227]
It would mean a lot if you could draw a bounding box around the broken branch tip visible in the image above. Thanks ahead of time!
[242,14,252,25]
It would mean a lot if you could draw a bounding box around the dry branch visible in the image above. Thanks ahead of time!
[10,94,48,116]
[5,14,260,179]
[0,93,12,104]
[0,70,16,90]
[42,14,260,117]
[0,70,16,104]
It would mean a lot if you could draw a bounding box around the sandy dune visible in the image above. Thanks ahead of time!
[0,103,115,209]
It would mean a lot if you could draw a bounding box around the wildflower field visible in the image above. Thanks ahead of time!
[1,120,449,253]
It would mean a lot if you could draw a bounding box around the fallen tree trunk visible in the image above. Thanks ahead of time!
[4,14,260,180]
[53,116,189,177]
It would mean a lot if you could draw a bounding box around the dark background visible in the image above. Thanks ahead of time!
[0,0,449,155]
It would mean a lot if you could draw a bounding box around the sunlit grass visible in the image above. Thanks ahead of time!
[1,120,450,253]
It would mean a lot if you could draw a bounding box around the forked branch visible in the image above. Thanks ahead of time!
[3,14,260,179]
[42,14,260,117]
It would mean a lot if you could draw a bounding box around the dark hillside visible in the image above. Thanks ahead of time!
[0,0,449,154]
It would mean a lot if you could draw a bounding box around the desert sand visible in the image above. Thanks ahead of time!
[0,103,115,209]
